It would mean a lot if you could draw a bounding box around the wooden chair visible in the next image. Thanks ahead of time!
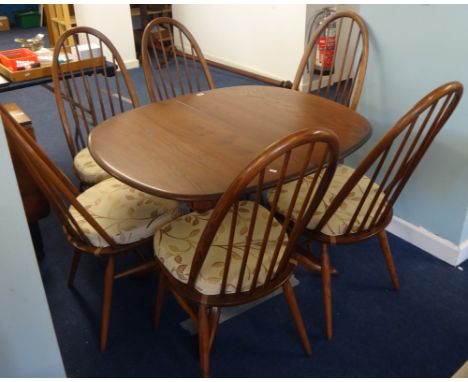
[51,26,139,188]
[141,17,215,102]
[293,11,369,111]
[153,128,340,377]
[269,81,463,340]
[1,105,181,352]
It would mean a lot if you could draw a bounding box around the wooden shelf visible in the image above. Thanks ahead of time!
[0,56,106,83]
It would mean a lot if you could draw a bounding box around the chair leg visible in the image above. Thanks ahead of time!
[198,303,210,378]
[295,243,339,275]
[377,230,400,291]
[320,243,333,340]
[282,279,312,356]
[68,249,81,287]
[100,256,115,352]
[154,273,166,329]
[208,307,221,352]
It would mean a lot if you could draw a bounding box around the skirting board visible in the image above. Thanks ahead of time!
[386,216,468,267]
[124,59,140,70]
[202,52,285,83]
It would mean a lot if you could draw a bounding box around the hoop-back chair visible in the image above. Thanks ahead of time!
[153,128,340,376]
[293,11,369,111]
[52,26,139,188]
[1,105,181,352]
[269,81,463,340]
[141,17,215,103]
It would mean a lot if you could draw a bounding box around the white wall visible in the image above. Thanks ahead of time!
[0,120,65,377]
[172,5,307,81]
[74,4,138,69]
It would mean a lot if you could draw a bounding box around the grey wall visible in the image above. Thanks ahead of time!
[0,119,65,377]
[350,5,468,244]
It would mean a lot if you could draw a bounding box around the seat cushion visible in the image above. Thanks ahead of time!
[268,164,386,236]
[74,147,111,185]
[154,200,287,295]
[69,178,181,247]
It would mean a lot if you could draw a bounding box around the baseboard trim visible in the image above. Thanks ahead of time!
[205,57,287,87]
[203,52,286,85]
[124,59,140,70]
[386,216,468,266]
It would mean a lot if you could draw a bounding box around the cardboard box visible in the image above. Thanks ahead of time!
[71,43,102,61]
[0,16,10,31]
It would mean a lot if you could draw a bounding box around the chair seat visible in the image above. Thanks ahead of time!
[154,200,287,295]
[74,147,111,185]
[268,164,386,236]
[70,178,181,247]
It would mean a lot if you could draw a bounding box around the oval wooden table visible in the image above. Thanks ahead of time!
[89,85,371,210]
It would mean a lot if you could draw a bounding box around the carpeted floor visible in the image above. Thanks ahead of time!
[1,26,468,378]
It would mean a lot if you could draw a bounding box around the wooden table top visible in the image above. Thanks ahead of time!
[89,85,371,202]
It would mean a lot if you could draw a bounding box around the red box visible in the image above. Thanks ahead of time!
[0,48,38,71]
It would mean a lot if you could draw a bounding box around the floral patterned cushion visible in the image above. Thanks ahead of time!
[70,178,182,247]
[154,200,287,295]
[268,164,386,236]
[74,147,111,185]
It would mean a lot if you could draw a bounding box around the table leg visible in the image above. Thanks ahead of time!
[189,200,217,213]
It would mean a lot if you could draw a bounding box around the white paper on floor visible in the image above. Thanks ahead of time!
[180,274,300,335]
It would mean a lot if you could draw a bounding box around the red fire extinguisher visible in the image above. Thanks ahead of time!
[307,7,337,76]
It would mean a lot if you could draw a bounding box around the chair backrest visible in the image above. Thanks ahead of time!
[52,26,139,158]
[315,81,463,237]
[293,11,369,111]
[0,105,118,249]
[187,129,339,300]
[141,17,215,103]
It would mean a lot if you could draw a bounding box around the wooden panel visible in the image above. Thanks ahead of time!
[3,103,49,223]
[44,4,76,47]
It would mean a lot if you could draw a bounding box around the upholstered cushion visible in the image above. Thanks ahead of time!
[154,201,287,295]
[268,164,386,236]
[70,178,181,247]
[74,147,111,185]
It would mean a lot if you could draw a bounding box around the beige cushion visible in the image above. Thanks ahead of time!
[268,164,386,236]
[74,147,111,185]
[154,200,287,295]
[70,178,181,247]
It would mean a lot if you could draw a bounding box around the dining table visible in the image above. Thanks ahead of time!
[88,85,371,212]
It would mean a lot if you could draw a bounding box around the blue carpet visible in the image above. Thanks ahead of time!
[1,27,468,378]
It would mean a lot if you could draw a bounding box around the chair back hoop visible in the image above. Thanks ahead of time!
[292,11,369,111]
[141,17,215,103]
[187,128,339,296]
[52,26,139,158]
[315,81,463,236]
[0,106,118,248]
